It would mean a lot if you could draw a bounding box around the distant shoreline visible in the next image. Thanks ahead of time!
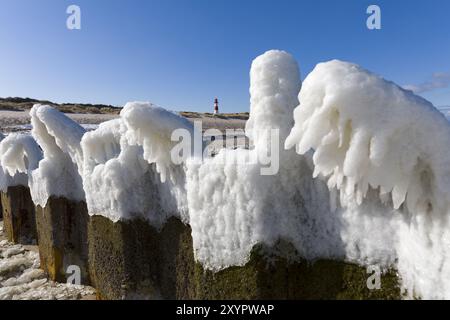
[0,97,250,121]
[0,101,249,133]
[0,97,121,115]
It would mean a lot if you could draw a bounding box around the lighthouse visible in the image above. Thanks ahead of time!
[214,98,219,115]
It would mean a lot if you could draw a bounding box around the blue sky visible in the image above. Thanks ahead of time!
[0,0,449,112]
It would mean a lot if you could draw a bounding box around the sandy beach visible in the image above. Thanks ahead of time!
[0,221,96,300]
[0,110,247,134]
[0,110,119,133]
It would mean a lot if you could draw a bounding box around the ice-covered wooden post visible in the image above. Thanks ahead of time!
[35,198,90,284]
[82,103,197,299]
[283,58,450,299]
[184,50,307,298]
[82,118,161,299]
[0,133,41,245]
[184,50,401,299]
[29,105,90,284]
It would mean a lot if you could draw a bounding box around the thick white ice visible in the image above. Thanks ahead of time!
[186,149,340,270]
[246,50,301,152]
[0,133,5,192]
[121,102,197,183]
[186,50,337,270]
[81,119,150,222]
[285,59,450,299]
[0,133,42,192]
[81,114,189,226]
[29,105,86,207]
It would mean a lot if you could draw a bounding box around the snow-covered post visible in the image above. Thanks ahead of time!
[0,133,41,244]
[120,102,200,299]
[185,50,399,299]
[29,105,90,284]
[82,102,198,299]
[284,60,450,299]
[184,50,306,297]
[81,118,156,299]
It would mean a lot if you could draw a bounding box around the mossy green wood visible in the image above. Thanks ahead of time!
[35,197,90,285]
[88,216,401,300]
[0,186,37,245]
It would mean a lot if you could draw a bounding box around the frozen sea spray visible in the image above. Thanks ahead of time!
[0,133,42,191]
[186,50,335,271]
[29,105,86,207]
[285,60,450,299]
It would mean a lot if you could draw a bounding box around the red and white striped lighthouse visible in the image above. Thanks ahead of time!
[214,98,219,115]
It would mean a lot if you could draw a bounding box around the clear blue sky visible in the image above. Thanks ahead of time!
[0,0,449,112]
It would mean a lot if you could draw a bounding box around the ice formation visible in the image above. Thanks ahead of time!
[0,132,7,191]
[186,50,336,270]
[285,60,450,299]
[121,102,197,183]
[0,133,42,192]
[81,104,191,225]
[28,105,86,207]
[186,149,339,270]
[81,119,152,222]
[0,133,7,191]
[246,50,301,151]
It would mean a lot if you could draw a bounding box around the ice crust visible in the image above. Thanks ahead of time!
[27,105,86,207]
[0,133,42,192]
[80,104,191,225]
